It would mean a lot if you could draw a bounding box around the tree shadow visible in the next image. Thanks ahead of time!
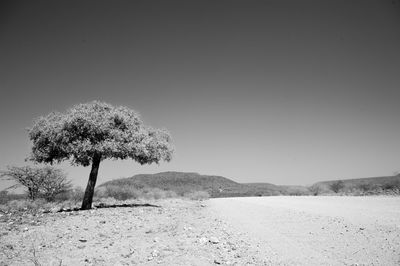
[57,203,160,212]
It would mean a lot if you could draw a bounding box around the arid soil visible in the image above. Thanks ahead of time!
[209,196,400,265]
[0,199,265,265]
[1,196,399,265]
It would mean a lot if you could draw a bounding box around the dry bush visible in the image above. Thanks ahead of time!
[382,180,400,190]
[184,191,210,200]
[308,185,322,196]
[97,185,179,201]
[330,181,345,193]
[55,186,85,204]
[0,191,26,204]
[1,166,71,201]
[2,199,49,213]
[100,185,141,200]
[142,188,167,200]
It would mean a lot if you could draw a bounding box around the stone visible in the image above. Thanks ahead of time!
[209,237,220,244]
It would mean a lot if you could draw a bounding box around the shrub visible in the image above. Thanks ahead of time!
[54,186,85,204]
[4,199,48,213]
[184,191,210,200]
[382,180,400,190]
[1,166,71,201]
[357,183,375,192]
[308,185,322,196]
[97,185,180,201]
[330,181,345,193]
[142,188,166,200]
[101,185,141,200]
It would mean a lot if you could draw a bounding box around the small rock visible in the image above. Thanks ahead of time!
[23,227,29,232]
[214,259,222,264]
[209,237,220,244]
[79,238,87,242]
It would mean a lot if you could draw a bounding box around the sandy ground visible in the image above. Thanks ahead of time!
[208,196,400,265]
[0,199,264,266]
[1,196,399,265]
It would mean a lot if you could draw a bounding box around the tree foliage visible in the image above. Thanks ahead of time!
[28,101,173,166]
[27,101,174,209]
[1,166,71,201]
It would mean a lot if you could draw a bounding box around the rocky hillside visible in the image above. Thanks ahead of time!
[99,172,287,197]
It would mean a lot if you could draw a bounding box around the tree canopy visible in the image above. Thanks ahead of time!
[28,101,173,167]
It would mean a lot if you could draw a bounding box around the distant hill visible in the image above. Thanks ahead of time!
[313,175,400,193]
[99,171,293,197]
[98,171,400,198]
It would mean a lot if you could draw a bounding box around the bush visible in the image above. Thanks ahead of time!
[308,185,322,196]
[330,181,345,193]
[100,185,141,200]
[54,186,85,204]
[382,180,400,190]
[1,166,71,201]
[184,191,210,200]
[3,199,48,213]
[97,185,180,200]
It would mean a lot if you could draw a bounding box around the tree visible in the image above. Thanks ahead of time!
[1,166,71,201]
[27,101,173,209]
[329,180,344,193]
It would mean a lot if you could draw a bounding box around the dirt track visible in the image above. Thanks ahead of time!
[208,196,400,265]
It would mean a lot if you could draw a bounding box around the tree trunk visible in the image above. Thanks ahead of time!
[81,153,101,210]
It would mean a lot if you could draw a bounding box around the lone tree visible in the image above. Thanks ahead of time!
[28,101,173,209]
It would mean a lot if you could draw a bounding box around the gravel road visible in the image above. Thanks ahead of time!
[208,196,400,265]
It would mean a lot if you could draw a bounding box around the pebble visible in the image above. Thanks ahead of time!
[214,259,222,264]
[209,237,220,244]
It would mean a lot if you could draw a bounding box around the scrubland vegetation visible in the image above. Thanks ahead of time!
[309,175,400,196]
[2,170,399,216]
[0,177,209,217]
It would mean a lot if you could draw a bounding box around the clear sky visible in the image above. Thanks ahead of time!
[1,0,400,189]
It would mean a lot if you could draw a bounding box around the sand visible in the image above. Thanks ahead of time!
[1,196,399,265]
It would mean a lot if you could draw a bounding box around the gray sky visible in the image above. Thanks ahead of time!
[1,0,400,189]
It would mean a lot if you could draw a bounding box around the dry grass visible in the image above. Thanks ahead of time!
[183,191,210,200]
